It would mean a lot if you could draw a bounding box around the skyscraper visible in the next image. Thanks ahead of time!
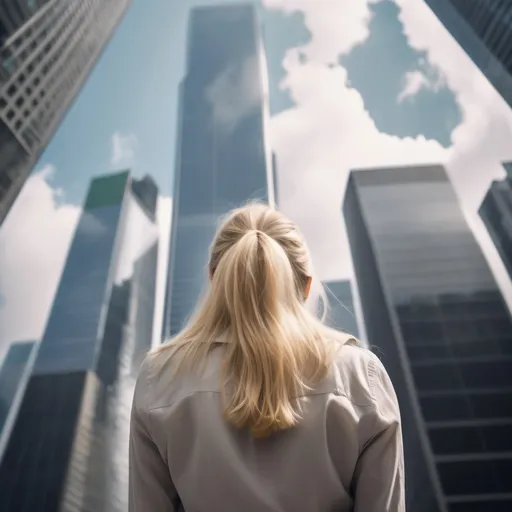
[320,279,360,337]
[0,0,131,226]
[344,164,512,512]
[161,3,274,340]
[0,341,36,465]
[424,0,512,108]
[0,170,159,512]
[479,162,512,282]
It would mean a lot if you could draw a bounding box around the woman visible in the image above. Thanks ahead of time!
[129,203,405,511]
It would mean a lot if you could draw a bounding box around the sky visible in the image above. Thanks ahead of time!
[1,0,512,360]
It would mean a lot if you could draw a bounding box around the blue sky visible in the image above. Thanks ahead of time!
[37,0,184,201]
[35,0,460,201]
[1,0,512,357]
[341,0,461,146]
[36,0,312,203]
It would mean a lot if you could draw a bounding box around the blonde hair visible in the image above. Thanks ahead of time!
[154,202,354,437]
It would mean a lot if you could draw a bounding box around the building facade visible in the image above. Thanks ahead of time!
[344,164,512,512]
[0,1,50,44]
[0,170,159,512]
[0,0,131,226]
[320,279,360,338]
[0,341,36,465]
[425,0,512,108]
[479,162,512,282]
[161,3,274,340]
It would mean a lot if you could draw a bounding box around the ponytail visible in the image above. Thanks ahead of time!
[214,229,308,437]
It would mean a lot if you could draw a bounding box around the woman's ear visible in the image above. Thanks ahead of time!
[304,276,312,299]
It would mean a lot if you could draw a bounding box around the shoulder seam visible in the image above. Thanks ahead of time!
[145,355,157,440]
[367,353,377,402]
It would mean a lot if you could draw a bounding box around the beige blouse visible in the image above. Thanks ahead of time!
[129,342,405,511]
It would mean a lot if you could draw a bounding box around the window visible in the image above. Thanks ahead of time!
[0,172,12,188]
[437,459,503,495]
[421,394,470,422]
[2,57,14,74]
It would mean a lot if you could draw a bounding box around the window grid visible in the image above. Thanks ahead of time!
[0,0,128,153]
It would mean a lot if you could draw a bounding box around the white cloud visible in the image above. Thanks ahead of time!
[263,0,512,310]
[152,195,172,348]
[264,0,380,64]
[205,56,263,133]
[0,166,81,362]
[111,132,139,168]
[270,48,446,282]
[397,69,443,103]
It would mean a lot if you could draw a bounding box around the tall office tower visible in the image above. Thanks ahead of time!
[0,171,159,512]
[0,341,36,465]
[0,0,131,226]
[479,162,512,282]
[344,164,512,512]
[161,3,274,340]
[320,280,360,337]
[424,0,512,108]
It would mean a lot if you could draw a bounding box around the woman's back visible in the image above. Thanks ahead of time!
[130,341,404,512]
[129,203,404,511]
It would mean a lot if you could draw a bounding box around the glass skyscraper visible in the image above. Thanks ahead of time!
[424,0,512,109]
[320,279,360,338]
[162,3,274,340]
[344,164,512,512]
[0,340,36,465]
[0,0,131,226]
[0,170,159,512]
[479,162,512,282]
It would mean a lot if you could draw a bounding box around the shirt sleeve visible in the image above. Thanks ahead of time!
[129,356,181,512]
[352,354,405,512]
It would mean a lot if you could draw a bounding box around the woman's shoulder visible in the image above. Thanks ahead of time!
[135,342,225,411]
[330,341,393,409]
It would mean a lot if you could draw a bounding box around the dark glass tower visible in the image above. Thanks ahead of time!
[479,162,512,282]
[344,164,512,512]
[0,0,131,226]
[424,0,512,108]
[0,341,36,465]
[0,171,159,512]
[162,3,274,340]
[320,280,360,337]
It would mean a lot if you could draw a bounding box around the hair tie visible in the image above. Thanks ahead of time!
[252,229,265,241]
